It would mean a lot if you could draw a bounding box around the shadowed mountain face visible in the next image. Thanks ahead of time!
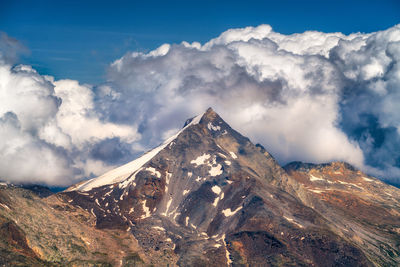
[0,108,399,266]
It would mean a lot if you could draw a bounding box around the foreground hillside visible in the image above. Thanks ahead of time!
[0,184,149,266]
[0,108,399,266]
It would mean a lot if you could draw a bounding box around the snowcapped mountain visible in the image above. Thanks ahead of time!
[0,108,399,266]
[66,113,204,192]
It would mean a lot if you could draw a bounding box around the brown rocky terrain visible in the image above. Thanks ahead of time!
[284,161,400,266]
[0,108,399,266]
[0,184,151,266]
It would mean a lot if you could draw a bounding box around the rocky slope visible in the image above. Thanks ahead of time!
[0,108,399,266]
[284,161,400,266]
[0,183,149,266]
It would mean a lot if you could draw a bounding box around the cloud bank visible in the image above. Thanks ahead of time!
[105,24,400,184]
[0,34,140,186]
[1,25,400,186]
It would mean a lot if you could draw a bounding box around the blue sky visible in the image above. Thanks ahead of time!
[1,0,399,84]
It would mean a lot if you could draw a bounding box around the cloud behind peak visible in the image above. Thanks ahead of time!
[106,24,400,184]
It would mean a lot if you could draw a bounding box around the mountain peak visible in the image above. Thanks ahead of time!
[201,107,223,126]
[68,108,231,192]
[204,107,217,117]
[63,105,297,237]
[182,107,217,127]
[56,107,400,267]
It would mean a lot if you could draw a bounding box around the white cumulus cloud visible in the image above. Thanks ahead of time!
[0,42,140,186]
[105,24,400,184]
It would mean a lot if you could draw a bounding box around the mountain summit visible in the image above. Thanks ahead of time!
[0,108,399,266]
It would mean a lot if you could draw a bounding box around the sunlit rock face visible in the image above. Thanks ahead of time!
[284,161,400,266]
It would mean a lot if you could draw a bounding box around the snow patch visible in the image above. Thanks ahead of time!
[152,226,165,231]
[168,141,175,149]
[218,153,227,158]
[338,180,364,189]
[362,176,373,182]
[146,167,161,178]
[166,198,173,213]
[183,189,190,195]
[140,200,151,219]
[213,196,220,207]
[224,160,231,166]
[213,192,225,207]
[229,152,237,159]
[173,212,180,221]
[211,185,221,194]
[222,206,242,217]
[185,216,189,226]
[166,172,172,185]
[222,234,232,265]
[207,122,221,131]
[191,153,211,166]
[161,197,173,216]
[309,174,325,182]
[119,168,142,189]
[283,216,304,228]
[309,189,324,194]
[104,189,113,197]
[209,164,223,176]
